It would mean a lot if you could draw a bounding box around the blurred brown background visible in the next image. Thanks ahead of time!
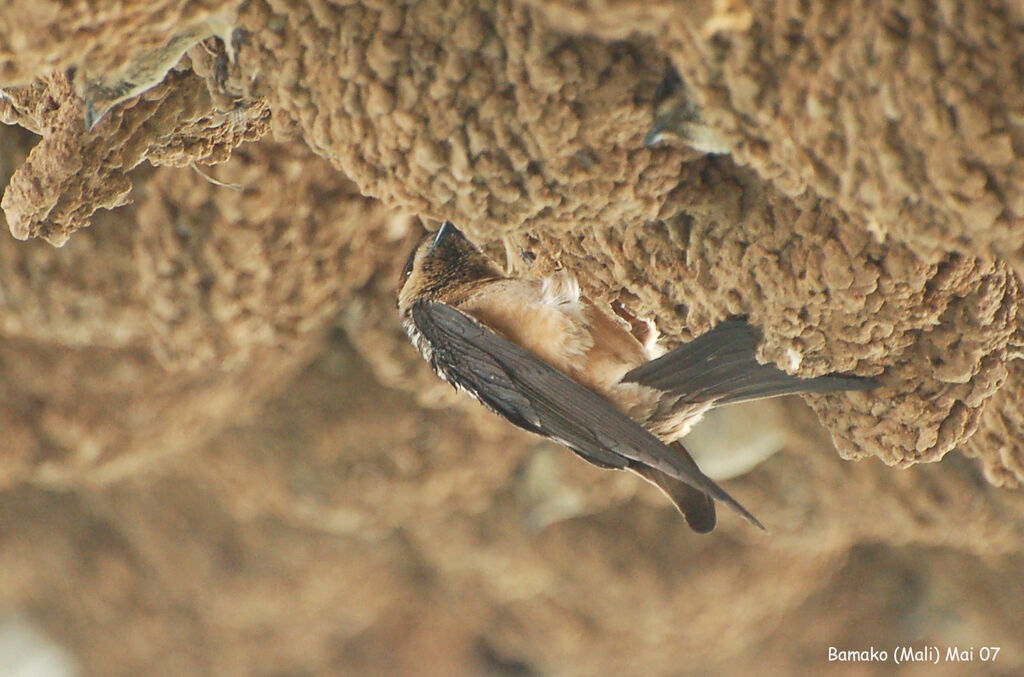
[2,1,1024,675]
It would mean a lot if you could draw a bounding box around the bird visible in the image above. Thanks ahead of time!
[643,67,733,154]
[397,222,876,533]
[75,10,237,131]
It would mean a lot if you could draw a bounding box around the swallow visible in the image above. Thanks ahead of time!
[644,68,733,153]
[76,10,237,130]
[397,222,876,533]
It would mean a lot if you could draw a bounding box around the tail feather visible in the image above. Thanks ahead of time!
[629,441,765,534]
[631,462,717,533]
[623,319,877,406]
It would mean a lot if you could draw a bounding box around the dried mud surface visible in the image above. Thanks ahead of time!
[2,1,1024,675]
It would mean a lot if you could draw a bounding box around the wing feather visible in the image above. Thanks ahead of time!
[412,301,763,529]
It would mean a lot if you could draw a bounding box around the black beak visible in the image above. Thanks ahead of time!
[84,98,104,131]
[428,221,464,252]
[643,117,668,148]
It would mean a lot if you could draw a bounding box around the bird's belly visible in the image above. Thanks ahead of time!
[644,400,713,441]
[467,298,591,374]
[462,286,671,423]
[603,382,712,443]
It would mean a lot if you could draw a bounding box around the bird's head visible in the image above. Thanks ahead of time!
[397,221,504,312]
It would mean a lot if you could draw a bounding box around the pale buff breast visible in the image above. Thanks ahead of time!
[459,279,595,376]
[459,278,667,417]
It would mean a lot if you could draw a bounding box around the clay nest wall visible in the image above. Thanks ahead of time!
[1,1,1023,675]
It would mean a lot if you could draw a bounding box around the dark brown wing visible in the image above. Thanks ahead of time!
[629,442,717,533]
[411,300,764,530]
[623,319,877,405]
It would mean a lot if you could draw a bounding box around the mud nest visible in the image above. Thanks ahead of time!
[2,1,1024,675]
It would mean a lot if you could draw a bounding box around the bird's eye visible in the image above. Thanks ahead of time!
[398,247,417,289]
